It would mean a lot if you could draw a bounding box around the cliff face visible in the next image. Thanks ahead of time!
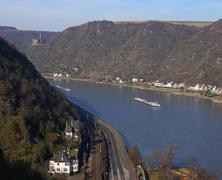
[25,19,222,85]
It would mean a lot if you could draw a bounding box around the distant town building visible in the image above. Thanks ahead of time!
[119,79,123,84]
[58,74,63,77]
[139,79,145,82]
[154,81,164,87]
[132,78,139,83]
[166,82,173,88]
[115,77,123,84]
[73,67,79,73]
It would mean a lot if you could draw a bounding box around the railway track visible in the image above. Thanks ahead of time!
[69,101,127,180]
[96,122,126,180]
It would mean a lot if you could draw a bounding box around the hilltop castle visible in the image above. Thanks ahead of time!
[31,33,46,46]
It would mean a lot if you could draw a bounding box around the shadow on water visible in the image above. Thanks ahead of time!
[119,131,131,148]
[67,96,100,117]
[68,95,132,147]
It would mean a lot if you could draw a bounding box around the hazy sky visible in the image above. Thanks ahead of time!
[0,0,222,31]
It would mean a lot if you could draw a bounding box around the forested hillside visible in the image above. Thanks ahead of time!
[0,37,79,179]
[160,19,222,85]
[24,19,222,86]
[25,20,198,81]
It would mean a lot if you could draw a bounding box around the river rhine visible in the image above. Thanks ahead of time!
[49,79,222,178]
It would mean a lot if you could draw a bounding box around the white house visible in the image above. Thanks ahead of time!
[58,74,63,77]
[115,77,120,81]
[115,77,123,84]
[200,84,205,91]
[139,79,145,82]
[132,78,139,83]
[48,151,79,175]
[194,84,200,91]
[119,79,123,84]
[154,82,164,87]
[166,82,173,88]
[188,84,201,91]
[215,88,222,95]
[178,83,185,88]
[73,67,79,73]
[72,157,79,173]
[211,86,217,94]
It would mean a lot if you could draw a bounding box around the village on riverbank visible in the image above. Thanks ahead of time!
[45,72,222,104]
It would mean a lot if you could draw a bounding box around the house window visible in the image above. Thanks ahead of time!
[64,168,67,171]
[57,163,59,165]
[65,163,69,166]
[49,166,54,171]
[57,168,60,171]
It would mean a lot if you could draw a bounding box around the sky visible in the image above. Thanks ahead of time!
[0,0,222,31]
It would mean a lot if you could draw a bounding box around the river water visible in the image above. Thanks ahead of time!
[49,79,222,178]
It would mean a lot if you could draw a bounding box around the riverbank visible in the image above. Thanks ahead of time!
[69,102,137,180]
[95,118,137,180]
[45,75,222,105]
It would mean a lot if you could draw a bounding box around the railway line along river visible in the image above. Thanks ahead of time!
[49,79,222,179]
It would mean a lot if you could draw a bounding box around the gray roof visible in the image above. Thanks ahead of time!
[50,151,70,163]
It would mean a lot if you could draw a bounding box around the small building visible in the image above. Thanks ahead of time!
[115,77,123,84]
[211,86,217,94]
[154,82,164,87]
[187,84,201,92]
[166,82,173,88]
[115,77,120,81]
[72,156,79,173]
[119,79,123,84]
[139,79,145,82]
[178,83,185,88]
[132,78,139,83]
[48,151,79,175]
[215,88,222,95]
[194,84,200,91]
[73,67,79,73]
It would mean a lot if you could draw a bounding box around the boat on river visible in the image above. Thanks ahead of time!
[134,97,160,107]
[56,85,71,92]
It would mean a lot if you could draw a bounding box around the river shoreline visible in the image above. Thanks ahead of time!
[70,102,137,180]
[45,76,222,105]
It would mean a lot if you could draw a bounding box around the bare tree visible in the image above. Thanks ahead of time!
[128,145,142,167]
